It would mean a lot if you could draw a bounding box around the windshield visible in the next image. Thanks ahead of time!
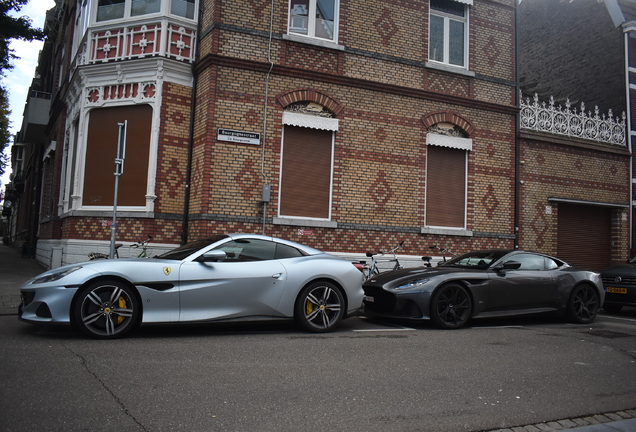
[441,250,510,269]
[157,235,229,260]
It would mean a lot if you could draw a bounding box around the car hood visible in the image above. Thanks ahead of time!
[600,264,636,277]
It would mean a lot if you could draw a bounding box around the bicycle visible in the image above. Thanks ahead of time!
[88,235,153,260]
[429,244,457,264]
[360,241,404,280]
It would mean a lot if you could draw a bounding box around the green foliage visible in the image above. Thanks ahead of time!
[0,0,46,180]
[0,0,46,76]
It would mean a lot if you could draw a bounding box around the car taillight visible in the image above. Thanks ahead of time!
[352,262,364,272]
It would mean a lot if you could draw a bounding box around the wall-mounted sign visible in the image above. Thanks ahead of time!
[217,128,261,145]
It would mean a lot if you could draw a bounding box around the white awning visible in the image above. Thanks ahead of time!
[426,133,472,151]
[282,111,339,131]
[453,0,473,5]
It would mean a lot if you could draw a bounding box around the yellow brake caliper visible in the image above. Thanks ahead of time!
[305,299,313,315]
[117,296,127,324]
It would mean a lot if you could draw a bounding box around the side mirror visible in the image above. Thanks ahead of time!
[196,250,227,262]
[493,260,521,271]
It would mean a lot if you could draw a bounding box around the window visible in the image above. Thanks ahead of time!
[97,0,125,21]
[171,0,195,19]
[96,0,196,21]
[213,239,276,261]
[83,105,152,207]
[275,244,305,259]
[512,254,546,271]
[425,145,467,229]
[279,125,334,219]
[288,0,338,42]
[131,0,161,16]
[429,0,468,68]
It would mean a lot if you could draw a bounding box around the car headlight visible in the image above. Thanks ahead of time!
[32,266,83,284]
[394,278,430,290]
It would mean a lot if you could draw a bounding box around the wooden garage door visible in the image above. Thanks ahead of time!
[557,203,611,271]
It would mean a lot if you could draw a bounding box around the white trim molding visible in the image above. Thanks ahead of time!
[426,133,473,151]
[282,111,339,131]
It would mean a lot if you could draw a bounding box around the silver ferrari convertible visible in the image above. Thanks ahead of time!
[19,234,364,339]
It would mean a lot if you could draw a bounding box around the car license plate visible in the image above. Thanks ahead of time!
[364,295,374,303]
[608,287,628,294]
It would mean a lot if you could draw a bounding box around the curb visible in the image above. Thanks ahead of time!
[486,409,636,432]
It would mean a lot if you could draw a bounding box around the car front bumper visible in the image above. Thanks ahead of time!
[19,286,77,325]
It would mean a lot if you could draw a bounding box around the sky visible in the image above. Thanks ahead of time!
[1,0,56,191]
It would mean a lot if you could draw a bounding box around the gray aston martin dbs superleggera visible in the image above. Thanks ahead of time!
[19,234,364,339]
[361,249,604,329]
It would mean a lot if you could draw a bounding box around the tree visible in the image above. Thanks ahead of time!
[0,0,46,179]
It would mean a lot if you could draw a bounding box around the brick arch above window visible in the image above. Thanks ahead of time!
[276,89,344,117]
[421,111,475,137]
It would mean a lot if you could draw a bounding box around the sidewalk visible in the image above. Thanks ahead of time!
[0,244,47,315]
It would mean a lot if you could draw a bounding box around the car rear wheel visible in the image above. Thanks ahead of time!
[295,281,344,333]
[603,304,623,314]
[73,279,139,339]
[566,284,599,324]
[430,283,472,329]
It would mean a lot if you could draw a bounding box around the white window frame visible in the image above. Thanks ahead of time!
[287,0,340,43]
[428,0,469,69]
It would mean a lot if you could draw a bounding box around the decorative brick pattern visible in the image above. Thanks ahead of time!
[374,9,399,47]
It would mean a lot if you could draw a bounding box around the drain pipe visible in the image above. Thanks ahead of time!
[514,0,520,249]
[181,2,203,245]
[623,26,634,256]
[260,0,275,235]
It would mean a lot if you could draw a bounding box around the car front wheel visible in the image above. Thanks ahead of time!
[430,283,472,329]
[295,281,344,333]
[73,279,139,339]
[567,284,599,324]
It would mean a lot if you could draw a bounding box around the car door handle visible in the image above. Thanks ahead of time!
[272,273,282,279]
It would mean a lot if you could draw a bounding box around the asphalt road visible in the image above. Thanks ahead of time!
[1,311,635,432]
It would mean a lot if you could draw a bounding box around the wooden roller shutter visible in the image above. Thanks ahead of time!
[557,203,611,271]
[426,145,466,228]
[83,105,152,207]
[280,126,333,219]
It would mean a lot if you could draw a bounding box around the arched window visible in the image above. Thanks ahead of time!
[425,122,471,229]
[279,102,338,220]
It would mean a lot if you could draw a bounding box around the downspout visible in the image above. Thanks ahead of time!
[624,27,634,256]
[260,0,275,235]
[181,1,203,245]
[514,0,520,249]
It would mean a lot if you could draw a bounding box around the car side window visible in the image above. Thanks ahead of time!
[511,253,545,271]
[545,257,559,270]
[213,239,276,261]
[275,244,304,259]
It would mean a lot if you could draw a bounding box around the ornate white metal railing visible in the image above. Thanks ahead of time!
[520,92,626,146]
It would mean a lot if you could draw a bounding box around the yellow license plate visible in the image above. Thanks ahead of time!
[608,287,628,294]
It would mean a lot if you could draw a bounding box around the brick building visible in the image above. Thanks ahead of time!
[518,0,634,270]
[4,0,521,268]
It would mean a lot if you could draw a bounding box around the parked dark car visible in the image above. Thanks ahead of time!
[600,256,636,313]
[361,249,604,329]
